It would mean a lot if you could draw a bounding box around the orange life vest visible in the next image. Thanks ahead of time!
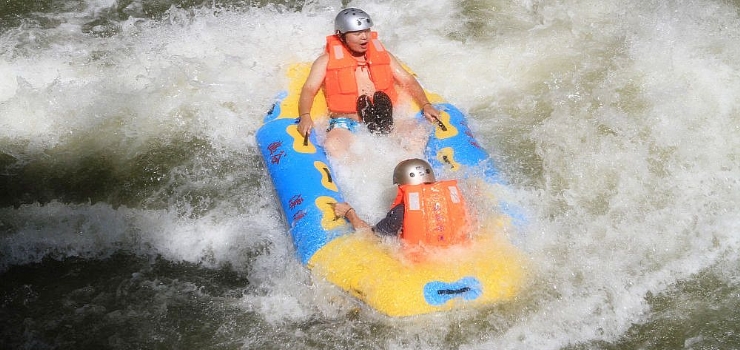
[324,32,398,114]
[391,180,470,247]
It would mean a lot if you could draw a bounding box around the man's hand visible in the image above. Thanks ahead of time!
[297,115,314,137]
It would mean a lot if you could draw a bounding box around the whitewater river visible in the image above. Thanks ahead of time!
[2,0,739,349]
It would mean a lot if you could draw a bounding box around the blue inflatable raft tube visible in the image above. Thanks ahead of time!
[255,63,528,317]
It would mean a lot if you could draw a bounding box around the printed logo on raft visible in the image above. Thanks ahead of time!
[267,140,286,164]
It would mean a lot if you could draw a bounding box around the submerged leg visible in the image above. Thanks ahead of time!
[324,128,354,160]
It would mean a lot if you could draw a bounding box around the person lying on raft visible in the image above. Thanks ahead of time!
[297,8,442,157]
[333,158,471,247]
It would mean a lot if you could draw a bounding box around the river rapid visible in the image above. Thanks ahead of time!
[2,0,740,349]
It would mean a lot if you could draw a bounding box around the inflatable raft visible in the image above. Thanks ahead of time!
[256,63,527,317]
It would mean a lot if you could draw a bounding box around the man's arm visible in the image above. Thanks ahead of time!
[334,202,371,230]
[388,53,441,123]
[297,54,329,136]
[334,202,404,236]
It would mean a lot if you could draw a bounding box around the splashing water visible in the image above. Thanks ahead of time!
[2,0,740,349]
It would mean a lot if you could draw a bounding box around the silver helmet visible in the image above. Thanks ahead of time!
[393,159,436,186]
[334,8,373,34]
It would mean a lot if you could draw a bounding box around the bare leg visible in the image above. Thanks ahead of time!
[324,128,354,160]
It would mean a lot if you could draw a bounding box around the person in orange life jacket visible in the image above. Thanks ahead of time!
[333,158,470,247]
[297,8,442,157]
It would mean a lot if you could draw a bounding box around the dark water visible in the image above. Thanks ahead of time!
[1,254,251,349]
[2,0,740,349]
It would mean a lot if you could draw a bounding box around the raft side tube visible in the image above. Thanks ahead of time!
[421,103,503,184]
[256,117,352,264]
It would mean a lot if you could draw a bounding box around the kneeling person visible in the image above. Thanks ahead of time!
[334,158,470,247]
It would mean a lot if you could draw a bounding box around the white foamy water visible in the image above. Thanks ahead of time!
[2,0,740,349]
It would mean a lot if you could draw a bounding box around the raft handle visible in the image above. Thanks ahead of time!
[437,287,471,295]
[433,117,447,131]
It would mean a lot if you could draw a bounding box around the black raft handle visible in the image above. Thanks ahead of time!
[433,116,447,131]
[437,286,471,295]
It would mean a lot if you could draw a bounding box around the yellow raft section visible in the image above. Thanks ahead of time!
[274,63,528,317]
[309,218,528,317]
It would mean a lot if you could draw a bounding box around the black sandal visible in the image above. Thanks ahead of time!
[357,94,375,128]
[370,91,393,134]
